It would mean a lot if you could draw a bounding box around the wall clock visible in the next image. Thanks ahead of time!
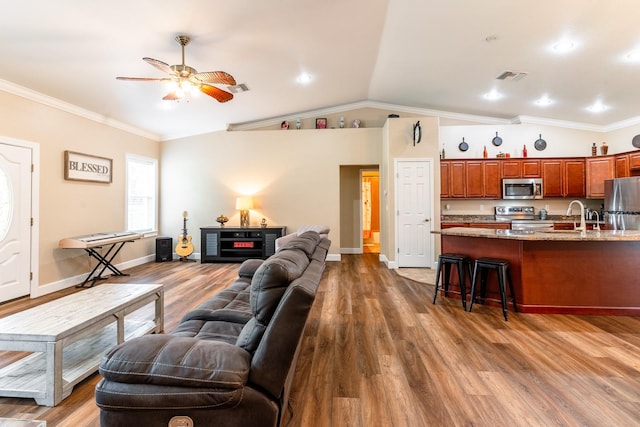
[413,121,422,146]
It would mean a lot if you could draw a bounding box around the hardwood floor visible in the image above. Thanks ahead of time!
[1,255,639,426]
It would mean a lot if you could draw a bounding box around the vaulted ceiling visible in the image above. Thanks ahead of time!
[1,0,639,140]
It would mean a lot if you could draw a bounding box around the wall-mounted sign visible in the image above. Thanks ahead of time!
[64,151,112,183]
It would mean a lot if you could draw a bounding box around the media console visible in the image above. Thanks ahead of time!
[200,226,286,263]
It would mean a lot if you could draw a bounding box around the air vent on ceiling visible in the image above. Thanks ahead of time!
[227,83,249,94]
[496,70,528,81]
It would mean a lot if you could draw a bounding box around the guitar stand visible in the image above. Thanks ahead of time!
[178,256,196,262]
[76,240,134,288]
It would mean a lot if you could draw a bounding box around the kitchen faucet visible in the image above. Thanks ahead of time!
[566,200,586,233]
[591,210,600,231]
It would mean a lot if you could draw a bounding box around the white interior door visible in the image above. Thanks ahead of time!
[0,143,32,302]
[396,159,433,267]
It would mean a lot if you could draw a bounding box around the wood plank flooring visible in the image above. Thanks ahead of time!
[1,254,639,426]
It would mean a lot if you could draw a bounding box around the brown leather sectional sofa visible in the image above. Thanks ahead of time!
[95,231,330,427]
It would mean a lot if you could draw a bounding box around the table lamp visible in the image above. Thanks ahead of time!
[236,196,254,227]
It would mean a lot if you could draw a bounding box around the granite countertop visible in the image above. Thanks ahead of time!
[441,215,604,225]
[433,227,640,241]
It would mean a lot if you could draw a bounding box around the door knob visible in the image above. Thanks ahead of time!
[424,218,430,222]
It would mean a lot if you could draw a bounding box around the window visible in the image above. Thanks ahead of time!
[126,154,157,234]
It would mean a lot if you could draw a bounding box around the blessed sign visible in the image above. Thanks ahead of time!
[64,151,112,183]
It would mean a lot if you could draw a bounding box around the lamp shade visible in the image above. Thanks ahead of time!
[235,197,254,210]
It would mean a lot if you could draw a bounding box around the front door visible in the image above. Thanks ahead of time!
[0,142,32,302]
[396,159,433,267]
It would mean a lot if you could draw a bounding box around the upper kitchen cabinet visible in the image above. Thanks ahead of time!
[522,160,541,177]
[630,151,640,174]
[501,160,522,178]
[541,159,585,198]
[615,154,630,178]
[586,157,615,198]
[440,159,500,199]
[450,161,466,198]
[440,161,450,197]
[465,160,501,198]
[501,159,541,178]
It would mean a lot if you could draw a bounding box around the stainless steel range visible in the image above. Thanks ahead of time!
[495,206,554,231]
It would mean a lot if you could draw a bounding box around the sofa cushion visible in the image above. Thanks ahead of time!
[99,334,250,389]
[235,248,310,353]
[277,231,322,258]
[180,279,251,323]
[172,319,245,344]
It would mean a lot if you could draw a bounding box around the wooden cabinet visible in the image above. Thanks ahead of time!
[484,161,501,198]
[630,151,640,172]
[522,160,541,177]
[200,227,286,263]
[541,159,585,198]
[439,151,638,200]
[440,161,450,198]
[465,161,484,198]
[615,154,629,178]
[586,157,615,198]
[542,160,563,197]
[500,159,540,178]
[564,159,586,197]
[441,159,501,199]
[449,161,466,198]
[501,160,522,178]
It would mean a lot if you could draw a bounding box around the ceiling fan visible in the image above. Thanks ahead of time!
[116,35,236,103]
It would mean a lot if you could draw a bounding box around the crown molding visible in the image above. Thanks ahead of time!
[0,79,160,141]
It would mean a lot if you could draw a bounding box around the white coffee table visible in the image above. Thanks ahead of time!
[0,283,163,406]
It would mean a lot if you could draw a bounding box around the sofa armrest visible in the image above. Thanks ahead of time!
[238,258,265,278]
[99,334,250,389]
[274,232,297,252]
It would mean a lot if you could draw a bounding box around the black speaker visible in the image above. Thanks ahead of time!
[156,237,173,262]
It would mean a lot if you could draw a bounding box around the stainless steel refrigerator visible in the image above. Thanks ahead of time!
[604,177,640,230]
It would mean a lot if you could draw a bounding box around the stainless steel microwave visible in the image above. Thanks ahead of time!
[502,178,543,199]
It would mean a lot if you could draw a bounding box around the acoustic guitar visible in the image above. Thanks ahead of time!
[175,211,194,260]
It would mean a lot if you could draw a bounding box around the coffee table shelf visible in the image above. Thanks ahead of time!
[0,284,163,406]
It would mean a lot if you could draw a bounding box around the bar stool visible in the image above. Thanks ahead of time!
[469,258,517,321]
[432,253,472,310]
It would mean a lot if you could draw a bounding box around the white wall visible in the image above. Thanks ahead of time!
[160,128,382,256]
[0,90,159,292]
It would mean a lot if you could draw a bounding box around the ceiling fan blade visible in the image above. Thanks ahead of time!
[116,76,172,82]
[143,57,174,75]
[193,71,236,86]
[200,84,233,103]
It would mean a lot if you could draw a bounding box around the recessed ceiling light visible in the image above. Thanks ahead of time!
[587,101,608,113]
[534,95,553,107]
[624,50,640,62]
[551,40,576,53]
[483,89,502,101]
[296,72,313,84]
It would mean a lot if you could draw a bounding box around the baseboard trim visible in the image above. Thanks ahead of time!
[31,254,156,298]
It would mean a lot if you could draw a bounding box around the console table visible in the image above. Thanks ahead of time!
[0,283,163,406]
[200,226,286,262]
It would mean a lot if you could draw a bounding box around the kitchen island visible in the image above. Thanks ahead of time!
[434,227,640,316]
